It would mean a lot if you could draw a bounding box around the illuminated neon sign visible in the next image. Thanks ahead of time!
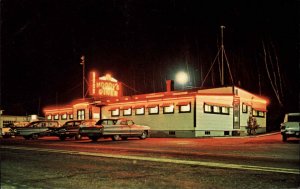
[89,72,122,97]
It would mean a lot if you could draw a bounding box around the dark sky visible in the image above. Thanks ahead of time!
[1,0,299,116]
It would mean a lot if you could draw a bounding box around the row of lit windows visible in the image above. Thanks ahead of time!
[242,103,265,117]
[47,110,94,121]
[46,102,266,120]
[47,113,74,120]
[203,103,230,115]
[110,104,191,117]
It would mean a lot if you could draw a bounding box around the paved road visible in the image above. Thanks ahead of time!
[1,133,299,188]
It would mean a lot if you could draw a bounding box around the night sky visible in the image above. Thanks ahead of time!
[1,0,299,117]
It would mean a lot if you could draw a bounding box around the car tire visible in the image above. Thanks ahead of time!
[23,136,31,140]
[112,134,121,141]
[59,136,66,141]
[89,136,99,142]
[282,134,287,142]
[31,134,39,140]
[139,131,147,139]
[75,134,82,140]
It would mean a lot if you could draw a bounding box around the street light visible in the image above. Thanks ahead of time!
[176,71,189,85]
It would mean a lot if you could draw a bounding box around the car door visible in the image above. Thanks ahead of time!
[128,120,141,136]
[39,122,49,135]
[69,121,80,134]
[120,120,131,136]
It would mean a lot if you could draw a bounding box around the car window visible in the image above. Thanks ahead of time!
[74,122,82,126]
[288,115,300,122]
[96,119,116,125]
[65,122,74,126]
[127,120,134,125]
[33,122,41,127]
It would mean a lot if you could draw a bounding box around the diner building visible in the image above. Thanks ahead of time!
[44,72,268,137]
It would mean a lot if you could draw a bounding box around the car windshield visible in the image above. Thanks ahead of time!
[288,115,300,122]
[27,122,41,127]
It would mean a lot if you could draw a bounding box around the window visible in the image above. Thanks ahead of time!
[135,107,145,115]
[109,107,120,117]
[242,103,248,113]
[61,113,67,120]
[54,114,59,120]
[221,107,229,114]
[123,108,132,116]
[47,115,52,120]
[224,131,230,136]
[179,103,191,113]
[69,114,73,120]
[204,103,230,115]
[163,105,174,114]
[111,109,120,117]
[149,106,159,115]
[77,109,85,120]
[253,110,265,117]
[205,131,210,135]
[204,104,212,113]
[213,106,220,113]
[169,131,176,135]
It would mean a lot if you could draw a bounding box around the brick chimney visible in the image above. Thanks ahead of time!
[166,80,174,93]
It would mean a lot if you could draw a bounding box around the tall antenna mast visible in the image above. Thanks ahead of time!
[201,26,234,88]
[220,25,225,86]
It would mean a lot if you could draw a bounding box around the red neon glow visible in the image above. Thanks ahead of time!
[89,71,122,97]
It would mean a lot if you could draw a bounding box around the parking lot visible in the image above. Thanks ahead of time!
[1,132,299,189]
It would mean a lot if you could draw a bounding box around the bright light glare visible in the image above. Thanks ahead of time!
[176,71,188,84]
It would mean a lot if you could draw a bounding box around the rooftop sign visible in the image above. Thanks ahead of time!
[89,72,123,97]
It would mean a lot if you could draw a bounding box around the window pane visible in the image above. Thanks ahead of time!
[136,108,145,115]
[180,104,191,112]
[149,106,159,114]
[164,105,174,113]
[213,106,220,113]
[112,109,119,116]
[253,110,257,116]
[47,115,52,120]
[61,114,67,120]
[77,110,85,120]
[54,114,59,120]
[222,107,229,114]
[204,104,211,112]
[124,108,132,116]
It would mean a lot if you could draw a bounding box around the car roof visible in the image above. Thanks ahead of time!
[287,113,300,116]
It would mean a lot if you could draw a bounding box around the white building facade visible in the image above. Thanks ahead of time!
[44,77,268,138]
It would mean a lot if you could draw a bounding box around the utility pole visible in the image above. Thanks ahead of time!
[80,55,85,99]
[220,25,225,86]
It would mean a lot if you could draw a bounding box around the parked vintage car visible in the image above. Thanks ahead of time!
[53,120,96,141]
[1,124,15,138]
[80,118,150,142]
[15,121,60,140]
[280,113,300,142]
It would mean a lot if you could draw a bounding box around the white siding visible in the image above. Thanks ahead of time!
[102,100,195,137]
[195,95,234,137]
